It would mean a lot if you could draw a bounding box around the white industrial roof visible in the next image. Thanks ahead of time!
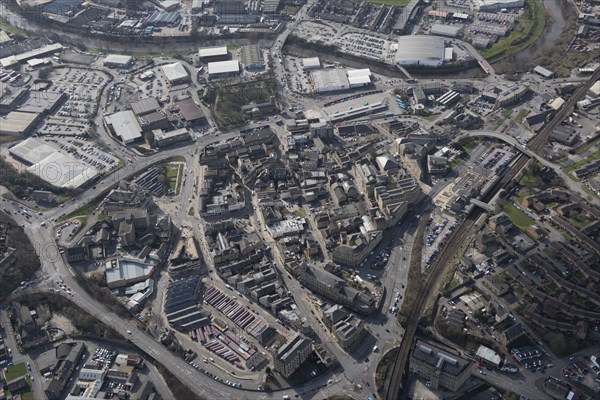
[106,258,155,287]
[198,46,228,58]
[161,62,189,82]
[444,47,453,61]
[533,65,554,78]
[549,97,565,110]
[346,68,371,78]
[476,345,502,365]
[589,80,600,97]
[104,54,132,65]
[104,110,142,143]
[302,57,321,69]
[28,153,99,188]
[395,35,445,66]
[347,69,372,86]
[10,138,98,188]
[0,111,39,135]
[9,137,57,164]
[0,43,63,67]
[26,58,49,67]
[311,69,350,92]
[208,60,240,75]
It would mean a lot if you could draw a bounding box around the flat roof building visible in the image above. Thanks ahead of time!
[9,137,57,164]
[533,65,554,79]
[302,57,321,70]
[130,97,161,116]
[0,43,63,68]
[104,54,133,68]
[153,128,191,148]
[198,46,229,62]
[0,111,40,135]
[105,257,155,289]
[273,334,312,378]
[395,36,446,67]
[476,345,502,367]
[475,0,524,11]
[311,69,350,93]
[10,138,99,188]
[430,24,462,38]
[207,60,240,78]
[175,98,207,125]
[104,110,143,144]
[347,68,372,88]
[410,340,472,392]
[589,80,600,98]
[161,62,190,84]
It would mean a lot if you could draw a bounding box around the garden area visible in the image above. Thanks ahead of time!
[210,79,277,130]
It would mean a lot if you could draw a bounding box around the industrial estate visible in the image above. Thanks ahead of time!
[0,0,599,399]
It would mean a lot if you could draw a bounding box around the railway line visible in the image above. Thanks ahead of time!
[382,68,600,400]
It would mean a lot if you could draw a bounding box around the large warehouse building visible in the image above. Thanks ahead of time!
[104,110,143,144]
[311,69,350,93]
[161,62,190,84]
[208,60,240,79]
[302,57,321,70]
[103,54,133,68]
[198,46,229,63]
[9,138,99,188]
[430,24,462,38]
[395,36,446,67]
[347,69,372,88]
[0,111,40,135]
[241,45,264,70]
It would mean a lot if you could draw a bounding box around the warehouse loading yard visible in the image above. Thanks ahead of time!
[0,0,599,400]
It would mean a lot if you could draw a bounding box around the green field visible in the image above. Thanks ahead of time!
[165,163,183,195]
[367,0,410,5]
[283,5,300,14]
[5,363,27,381]
[502,202,533,231]
[481,0,545,62]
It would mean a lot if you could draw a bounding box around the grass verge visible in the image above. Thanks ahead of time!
[502,202,533,231]
[5,363,27,381]
[481,0,545,62]
[575,135,600,155]
[375,347,399,394]
[59,200,101,222]
[0,21,28,36]
[563,149,600,173]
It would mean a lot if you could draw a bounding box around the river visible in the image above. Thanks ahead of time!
[288,0,571,78]
[493,0,569,73]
